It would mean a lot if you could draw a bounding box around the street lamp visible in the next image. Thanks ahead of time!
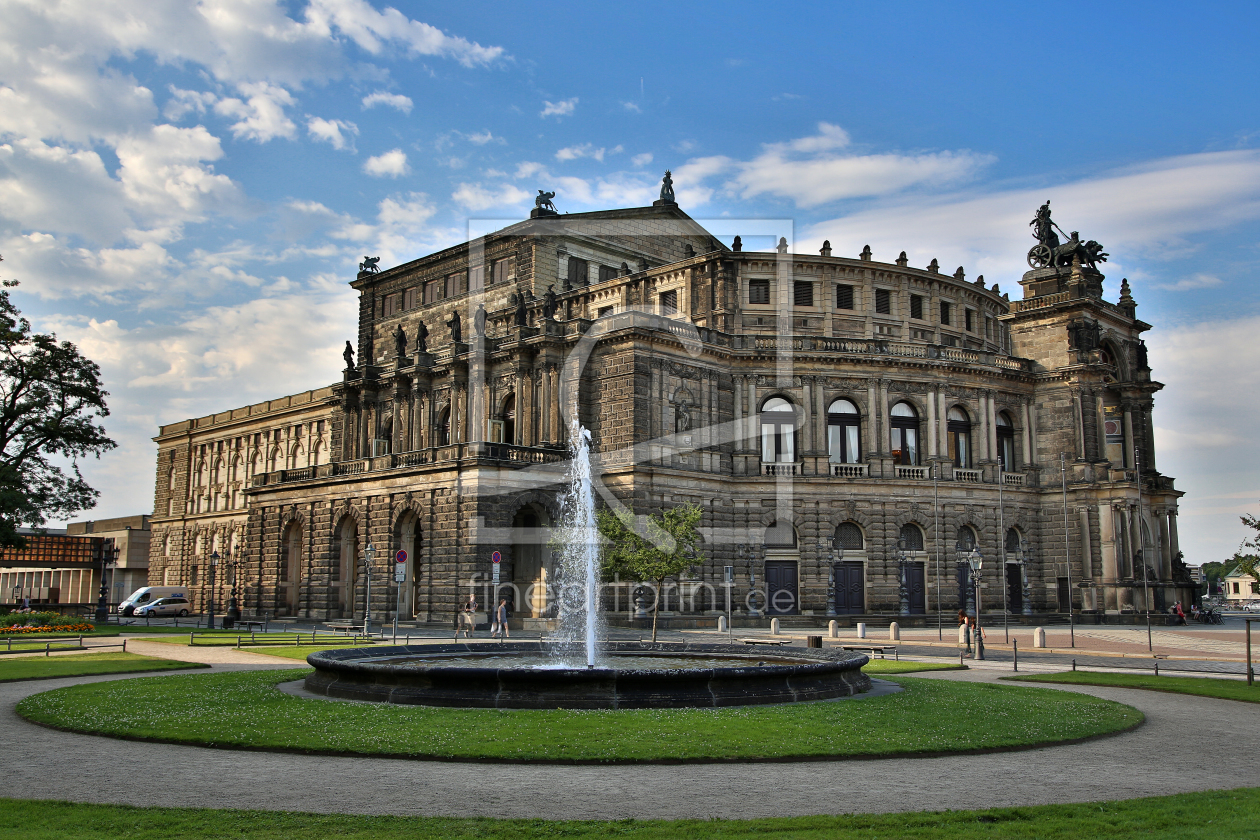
[362,543,376,635]
[966,547,984,660]
[1017,541,1033,617]
[225,553,242,628]
[823,541,837,617]
[892,539,910,616]
[955,539,975,618]
[208,551,221,630]
[94,539,119,623]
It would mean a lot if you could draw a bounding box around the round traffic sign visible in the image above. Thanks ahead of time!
[395,549,407,564]
[491,550,502,564]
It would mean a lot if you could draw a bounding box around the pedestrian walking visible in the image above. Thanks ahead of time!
[455,594,476,639]
[491,598,510,640]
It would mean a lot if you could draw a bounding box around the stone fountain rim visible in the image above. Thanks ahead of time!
[307,641,869,678]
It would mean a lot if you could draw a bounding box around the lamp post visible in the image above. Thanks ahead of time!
[225,553,242,628]
[207,551,220,630]
[825,543,837,617]
[362,543,375,635]
[1018,541,1033,617]
[893,538,909,616]
[956,539,975,618]
[967,547,985,660]
[94,539,118,623]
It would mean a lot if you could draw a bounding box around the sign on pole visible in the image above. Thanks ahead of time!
[396,549,407,564]
[395,569,407,582]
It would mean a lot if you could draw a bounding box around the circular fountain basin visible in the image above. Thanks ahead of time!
[304,641,872,709]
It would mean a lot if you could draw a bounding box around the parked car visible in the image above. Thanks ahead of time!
[119,586,188,616]
[134,597,191,617]
[1243,601,1260,613]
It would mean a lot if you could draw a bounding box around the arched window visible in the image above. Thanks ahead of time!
[834,522,864,551]
[827,399,861,464]
[956,525,977,552]
[436,406,451,447]
[890,402,919,465]
[1005,527,1022,554]
[996,412,1016,472]
[899,523,924,551]
[947,406,971,468]
[760,397,797,464]
[502,394,516,445]
[765,520,797,548]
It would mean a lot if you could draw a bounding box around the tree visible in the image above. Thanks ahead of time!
[0,272,116,547]
[1237,506,1260,581]
[597,502,705,643]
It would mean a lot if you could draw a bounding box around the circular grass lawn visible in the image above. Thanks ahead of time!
[16,668,1141,763]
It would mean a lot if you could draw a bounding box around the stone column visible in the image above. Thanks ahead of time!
[514,371,525,445]
[1094,394,1108,462]
[878,379,890,454]
[986,391,998,462]
[800,376,813,454]
[938,389,948,457]
[1123,406,1135,469]
[750,376,760,454]
[1168,510,1180,565]
[927,387,938,459]
[733,375,745,451]
[1143,407,1157,472]
[1099,503,1118,581]
[549,365,561,444]
[814,378,826,457]
[1119,505,1133,579]
[1079,507,1093,579]
[1022,399,1034,467]
[391,396,401,454]
[539,365,552,444]
[1158,510,1172,581]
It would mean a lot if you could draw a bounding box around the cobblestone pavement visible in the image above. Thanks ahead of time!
[2,648,1258,819]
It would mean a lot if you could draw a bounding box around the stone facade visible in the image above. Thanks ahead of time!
[149,198,1193,624]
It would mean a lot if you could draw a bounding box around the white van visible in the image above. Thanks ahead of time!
[120,586,189,616]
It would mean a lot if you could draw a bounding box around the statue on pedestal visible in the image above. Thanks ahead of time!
[343,340,355,371]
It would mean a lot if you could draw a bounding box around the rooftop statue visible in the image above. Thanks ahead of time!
[343,340,355,371]
[359,255,380,273]
[535,190,557,213]
[1027,201,1108,270]
[659,170,676,203]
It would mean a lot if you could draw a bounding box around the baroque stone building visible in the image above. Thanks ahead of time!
[149,182,1193,624]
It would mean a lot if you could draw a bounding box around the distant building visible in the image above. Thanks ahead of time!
[0,515,147,609]
[149,181,1194,624]
[1223,565,1259,605]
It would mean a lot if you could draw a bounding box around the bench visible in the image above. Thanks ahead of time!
[838,644,898,660]
[325,622,364,635]
[740,637,790,646]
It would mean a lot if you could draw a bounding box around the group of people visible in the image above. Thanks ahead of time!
[957,609,985,655]
[455,595,511,640]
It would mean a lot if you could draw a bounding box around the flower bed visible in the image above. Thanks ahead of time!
[1,623,94,634]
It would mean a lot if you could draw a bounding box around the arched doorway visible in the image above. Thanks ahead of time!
[955,525,978,614]
[510,505,552,618]
[1005,527,1025,613]
[332,516,358,618]
[393,510,420,618]
[764,520,799,615]
[279,521,302,615]
[832,522,865,614]
[899,523,927,614]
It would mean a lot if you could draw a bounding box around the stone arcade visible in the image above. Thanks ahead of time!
[148,182,1194,625]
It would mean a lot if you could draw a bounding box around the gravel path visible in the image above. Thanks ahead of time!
[3,661,1258,819]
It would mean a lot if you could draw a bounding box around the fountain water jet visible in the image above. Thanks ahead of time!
[551,422,602,667]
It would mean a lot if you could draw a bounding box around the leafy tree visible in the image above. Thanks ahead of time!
[597,502,705,643]
[0,271,116,547]
[1237,506,1260,581]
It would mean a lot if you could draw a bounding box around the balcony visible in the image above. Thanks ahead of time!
[895,465,930,479]
[831,463,869,478]
[250,443,567,487]
[1002,472,1027,486]
[953,468,983,483]
[763,462,800,476]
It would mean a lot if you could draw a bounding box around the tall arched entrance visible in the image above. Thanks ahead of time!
[332,516,358,619]
[279,521,302,615]
[393,510,421,619]
[510,505,552,618]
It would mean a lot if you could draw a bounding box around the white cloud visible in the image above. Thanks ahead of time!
[361,90,414,113]
[1154,273,1224,292]
[514,161,545,179]
[540,98,578,118]
[306,116,358,151]
[556,143,607,162]
[466,130,498,145]
[304,0,506,66]
[631,152,653,167]
[163,86,218,121]
[622,101,642,113]
[452,183,532,212]
[363,148,409,177]
[214,82,297,142]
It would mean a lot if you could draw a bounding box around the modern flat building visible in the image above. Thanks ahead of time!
[148,179,1193,624]
[0,515,148,610]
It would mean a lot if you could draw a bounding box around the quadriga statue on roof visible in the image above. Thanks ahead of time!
[1026,201,1107,270]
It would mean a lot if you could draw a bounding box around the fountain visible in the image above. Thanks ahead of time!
[304,423,871,709]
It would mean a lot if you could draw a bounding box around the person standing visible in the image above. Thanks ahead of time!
[455,594,476,639]
[492,598,510,640]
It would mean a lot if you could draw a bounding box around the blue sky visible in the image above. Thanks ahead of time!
[2,1,1259,566]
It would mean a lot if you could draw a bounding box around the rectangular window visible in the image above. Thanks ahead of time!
[382,294,400,317]
[940,301,951,325]
[910,294,924,320]
[445,273,462,299]
[835,284,854,310]
[598,265,618,283]
[875,288,891,315]
[190,566,199,586]
[597,306,614,318]
[941,334,957,347]
[468,264,484,291]
[403,287,419,310]
[748,279,770,304]
[423,280,437,304]
[493,259,510,285]
[567,257,588,286]
[659,289,678,314]
[793,281,814,307]
[965,309,975,332]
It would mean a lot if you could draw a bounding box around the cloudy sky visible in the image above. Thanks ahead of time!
[3,1,1258,566]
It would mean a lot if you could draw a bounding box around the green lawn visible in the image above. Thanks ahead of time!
[2,789,1258,839]
[0,651,207,682]
[17,668,1139,762]
[1007,671,1260,703]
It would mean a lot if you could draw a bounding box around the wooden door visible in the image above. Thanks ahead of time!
[834,562,864,614]
[1006,564,1023,613]
[764,560,799,615]
[907,562,926,614]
